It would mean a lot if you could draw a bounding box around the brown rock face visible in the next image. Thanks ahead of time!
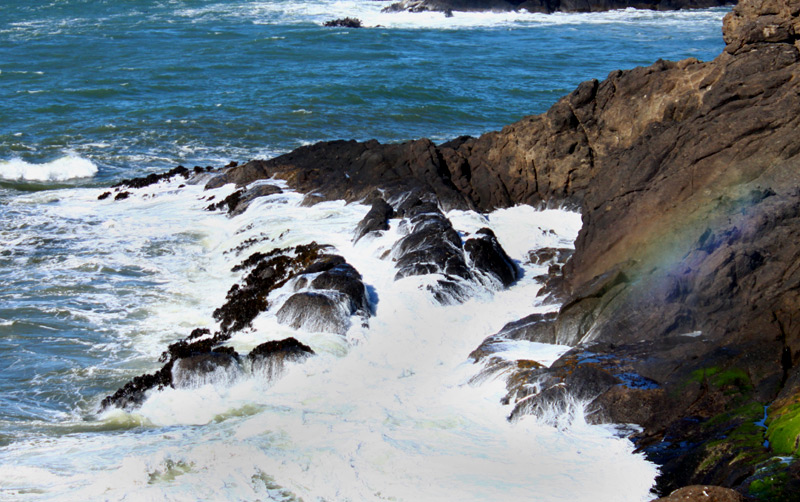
[202,0,800,497]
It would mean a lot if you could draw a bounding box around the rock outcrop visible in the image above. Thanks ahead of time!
[203,0,800,497]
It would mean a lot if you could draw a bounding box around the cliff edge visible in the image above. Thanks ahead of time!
[145,0,800,497]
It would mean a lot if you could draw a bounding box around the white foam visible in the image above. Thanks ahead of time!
[0,179,658,501]
[173,0,726,30]
[0,155,98,182]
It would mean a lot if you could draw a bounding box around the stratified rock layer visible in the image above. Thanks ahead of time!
[206,1,800,497]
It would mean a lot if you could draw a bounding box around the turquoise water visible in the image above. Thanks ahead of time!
[0,2,727,500]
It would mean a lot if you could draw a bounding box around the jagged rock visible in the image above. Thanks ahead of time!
[464,227,518,288]
[323,17,362,28]
[205,162,270,190]
[392,198,470,281]
[354,197,395,242]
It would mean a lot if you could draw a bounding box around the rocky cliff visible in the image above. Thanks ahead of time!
[103,0,800,498]
[202,1,800,498]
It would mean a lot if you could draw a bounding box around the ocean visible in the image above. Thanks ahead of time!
[1,1,727,500]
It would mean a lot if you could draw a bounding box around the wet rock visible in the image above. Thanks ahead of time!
[392,198,468,281]
[651,485,749,502]
[113,165,190,190]
[276,291,354,334]
[207,183,283,216]
[276,258,370,334]
[354,197,395,243]
[215,243,332,334]
[172,351,241,388]
[97,191,111,200]
[527,247,573,265]
[248,337,315,380]
[204,162,270,190]
[114,191,131,201]
[310,263,370,314]
[323,17,363,28]
[464,227,518,288]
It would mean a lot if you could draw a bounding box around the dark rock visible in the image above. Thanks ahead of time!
[354,197,395,243]
[247,337,315,380]
[464,227,519,288]
[276,257,370,334]
[114,191,130,201]
[323,17,363,28]
[310,263,370,314]
[172,352,241,388]
[206,183,283,216]
[276,291,354,334]
[98,191,111,200]
[204,162,270,190]
[215,243,332,334]
[113,165,190,190]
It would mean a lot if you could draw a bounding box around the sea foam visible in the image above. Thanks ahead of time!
[0,155,98,182]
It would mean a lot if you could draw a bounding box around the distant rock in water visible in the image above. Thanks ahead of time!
[323,17,363,28]
[383,0,733,14]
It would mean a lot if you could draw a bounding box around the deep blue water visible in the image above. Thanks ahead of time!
[2,1,727,183]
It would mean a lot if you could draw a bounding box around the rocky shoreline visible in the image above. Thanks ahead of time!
[101,0,800,499]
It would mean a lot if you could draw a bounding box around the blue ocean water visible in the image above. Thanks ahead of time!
[2,1,726,182]
[0,2,727,500]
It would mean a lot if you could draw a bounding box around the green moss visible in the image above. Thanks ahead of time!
[767,403,800,456]
[691,366,752,393]
[749,472,788,500]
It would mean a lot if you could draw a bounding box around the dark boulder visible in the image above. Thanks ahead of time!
[354,197,395,243]
[276,291,354,334]
[276,256,370,334]
[464,227,519,288]
[248,337,315,380]
[172,351,241,388]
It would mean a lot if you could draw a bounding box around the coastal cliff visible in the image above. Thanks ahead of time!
[101,0,800,498]
[201,0,800,497]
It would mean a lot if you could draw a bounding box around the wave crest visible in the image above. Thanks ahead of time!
[0,155,98,182]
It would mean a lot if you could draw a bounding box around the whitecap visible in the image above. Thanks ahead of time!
[0,155,98,182]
